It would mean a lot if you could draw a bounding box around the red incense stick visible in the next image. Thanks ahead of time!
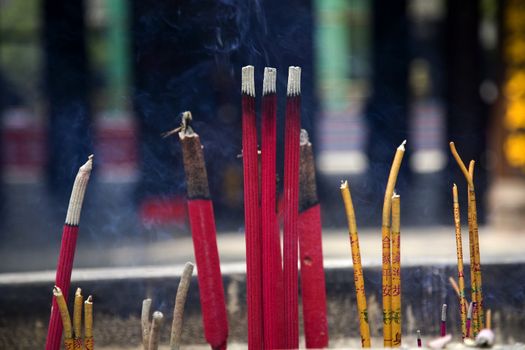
[261,67,284,349]
[46,155,93,350]
[298,129,328,348]
[171,112,228,350]
[283,66,302,349]
[242,65,263,349]
[417,330,422,347]
[440,303,447,336]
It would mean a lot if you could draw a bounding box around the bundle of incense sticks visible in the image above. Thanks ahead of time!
[282,66,302,349]
[381,141,406,347]
[340,181,371,348]
[260,67,284,349]
[52,286,94,350]
[241,65,264,349]
[298,129,328,348]
[46,155,94,350]
[452,184,468,338]
[140,262,195,350]
[449,142,484,335]
[164,112,228,350]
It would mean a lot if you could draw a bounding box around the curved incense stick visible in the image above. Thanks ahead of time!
[340,180,371,348]
[84,295,93,350]
[46,156,93,350]
[452,184,468,338]
[141,298,152,350]
[391,193,401,347]
[381,140,406,347]
[170,262,194,350]
[242,65,263,350]
[53,286,73,339]
[148,311,164,350]
[298,130,328,349]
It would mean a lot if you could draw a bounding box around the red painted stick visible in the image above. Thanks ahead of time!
[298,129,328,348]
[283,66,301,349]
[175,112,229,350]
[241,65,263,349]
[46,155,93,350]
[261,67,284,349]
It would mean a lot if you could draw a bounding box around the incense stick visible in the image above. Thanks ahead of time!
[170,262,194,350]
[283,66,302,349]
[175,112,228,350]
[417,330,422,348]
[441,304,447,336]
[73,288,83,350]
[448,277,460,298]
[141,298,152,350]
[466,302,474,338]
[452,184,468,339]
[381,141,406,347]
[148,311,164,350]
[84,295,93,350]
[340,180,371,348]
[53,286,74,350]
[391,193,402,347]
[46,155,93,350]
[261,67,283,350]
[298,129,328,348]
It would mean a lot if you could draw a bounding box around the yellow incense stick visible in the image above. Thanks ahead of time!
[391,194,401,347]
[453,184,468,339]
[381,140,406,347]
[84,295,94,350]
[340,181,371,348]
[73,287,83,350]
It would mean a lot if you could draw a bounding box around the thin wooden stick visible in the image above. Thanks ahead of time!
[391,193,402,347]
[148,311,164,350]
[84,295,93,350]
[486,309,491,330]
[381,140,406,347]
[170,262,195,350]
[73,288,83,350]
[141,298,152,350]
[53,286,73,348]
[452,184,468,339]
[341,180,371,348]
[448,277,460,298]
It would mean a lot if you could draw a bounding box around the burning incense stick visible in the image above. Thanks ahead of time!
[84,295,93,350]
[298,129,328,348]
[381,141,406,347]
[452,184,468,338]
[73,288,83,350]
[449,142,484,334]
[340,180,371,348]
[46,155,93,350]
[417,330,422,348]
[466,302,474,338]
[241,65,263,350]
[441,304,448,336]
[261,67,284,350]
[148,311,164,350]
[53,286,74,349]
[391,193,402,347]
[283,66,302,349]
[169,111,228,350]
[170,262,194,350]
[142,298,152,350]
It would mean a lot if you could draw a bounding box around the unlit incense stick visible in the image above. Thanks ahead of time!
[148,311,164,350]
[73,288,83,350]
[391,193,402,347]
[141,298,152,350]
[170,262,194,350]
[53,286,74,349]
[452,184,468,339]
[84,295,93,350]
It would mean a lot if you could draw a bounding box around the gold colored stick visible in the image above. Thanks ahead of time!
[142,298,152,350]
[53,286,73,339]
[170,262,195,350]
[453,184,468,339]
[148,311,164,350]
[340,181,371,348]
[381,140,406,347]
[73,287,83,350]
[84,295,94,350]
[391,193,401,347]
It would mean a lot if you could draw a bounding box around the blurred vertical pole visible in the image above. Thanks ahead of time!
[445,0,487,222]
[43,0,92,196]
[366,0,410,189]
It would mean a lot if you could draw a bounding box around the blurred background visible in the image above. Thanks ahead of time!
[0,0,524,273]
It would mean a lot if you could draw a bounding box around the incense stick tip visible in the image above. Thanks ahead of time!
[340,180,348,189]
[241,65,255,96]
[53,285,62,296]
[85,295,93,304]
[263,67,277,95]
[152,311,164,320]
[75,287,82,296]
[287,66,301,96]
[300,129,310,146]
[80,154,94,172]
[441,304,448,321]
[397,140,407,151]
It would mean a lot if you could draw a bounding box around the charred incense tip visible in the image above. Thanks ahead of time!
[398,140,407,151]
[299,130,318,211]
[79,155,94,173]
[340,180,349,190]
[441,304,448,321]
[467,302,474,319]
[86,295,93,304]
[263,67,277,95]
[392,192,400,199]
[300,129,310,146]
[152,311,163,320]
[75,287,81,296]
[53,285,62,297]
[242,65,255,97]
[287,66,301,96]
